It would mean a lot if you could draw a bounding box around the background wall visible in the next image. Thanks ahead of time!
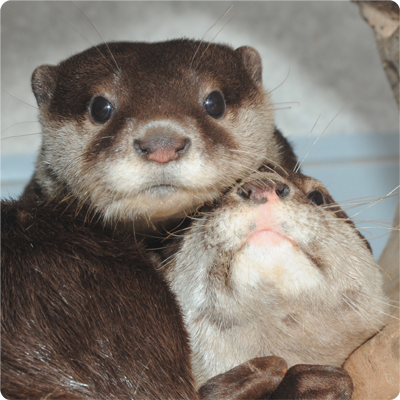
[1,1,399,259]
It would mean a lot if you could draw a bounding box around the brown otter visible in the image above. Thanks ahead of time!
[24,39,297,234]
[2,195,198,399]
[163,167,389,389]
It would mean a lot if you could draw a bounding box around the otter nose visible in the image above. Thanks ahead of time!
[134,136,191,164]
[237,180,290,203]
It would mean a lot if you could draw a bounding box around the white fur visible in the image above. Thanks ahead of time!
[166,172,389,388]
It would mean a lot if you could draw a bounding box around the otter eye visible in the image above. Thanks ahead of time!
[237,187,251,200]
[258,163,276,172]
[307,190,325,206]
[204,91,226,118]
[90,96,113,123]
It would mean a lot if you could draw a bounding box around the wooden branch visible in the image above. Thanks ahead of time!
[344,314,399,400]
[343,4,399,399]
[356,1,399,106]
[380,205,400,303]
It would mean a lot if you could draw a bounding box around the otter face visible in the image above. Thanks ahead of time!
[31,40,280,225]
[166,167,388,386]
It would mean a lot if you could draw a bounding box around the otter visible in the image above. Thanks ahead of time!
[3,39,334,399]
[24,39,297,234]
[163,166,389,389]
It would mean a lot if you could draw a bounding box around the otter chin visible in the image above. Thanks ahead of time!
[145,185,178,196]
[163,168,389,388]
[247,229,298,249]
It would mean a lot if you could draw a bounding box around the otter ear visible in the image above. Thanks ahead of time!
[235,46,263,84]
[31,65,58,108]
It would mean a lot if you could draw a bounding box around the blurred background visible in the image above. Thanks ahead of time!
[1,1,398,259]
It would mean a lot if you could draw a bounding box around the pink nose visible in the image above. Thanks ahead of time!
[238,180,290,203]
[134,136,191,164]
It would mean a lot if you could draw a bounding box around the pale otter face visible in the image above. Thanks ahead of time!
[31,40,281,226]
[166,168,388,385]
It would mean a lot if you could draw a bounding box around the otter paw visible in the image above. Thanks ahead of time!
[269,364,353,400]
[198,356,287,400]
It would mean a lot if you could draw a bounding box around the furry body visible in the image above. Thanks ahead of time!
[165,169,389,387]
[1,194,199,399]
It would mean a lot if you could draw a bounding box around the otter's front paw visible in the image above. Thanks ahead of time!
[269,364,353,400]
[198,356,287,400]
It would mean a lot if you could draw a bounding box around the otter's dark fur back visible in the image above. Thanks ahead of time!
[1,195,197,399]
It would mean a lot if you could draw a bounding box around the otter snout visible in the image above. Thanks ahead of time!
[238,180,290,203]
[134,120,192,164]
[134,136,191,164]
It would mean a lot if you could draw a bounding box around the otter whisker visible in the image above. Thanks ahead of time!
[58,13,94,47]
[345,295,399,321]
[358,230,399,243]
[350,186,399,220]
[269,107,294,111]
[327,192,399,212]
[274,101,301,106]
[1,121,40,135]
[341,294,383,333]
[1,132,42,141]
[295,100,350,173]
[189,5,233,68]
[293,114,321,173]
[364,296,399,308]
[194,4,252,70]
[71,1,120,73]
[1,87,38,110]
[267,64,291,95]
[335,220,397,230]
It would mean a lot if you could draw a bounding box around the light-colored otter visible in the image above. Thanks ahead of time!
[26,39,297,232]
[164,166,389,388]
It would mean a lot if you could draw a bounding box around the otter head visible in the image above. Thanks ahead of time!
[31,40,283,229]
[166,167,389,385]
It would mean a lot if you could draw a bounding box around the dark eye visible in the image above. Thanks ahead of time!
[204,91,226,118]
[90,96,113,123]
[258,163,276,172]
[307,190,325,206]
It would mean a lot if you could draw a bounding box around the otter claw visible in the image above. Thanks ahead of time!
[269,364,353,400]
[198,356,287,400]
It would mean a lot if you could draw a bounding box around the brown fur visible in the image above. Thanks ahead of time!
[1,194,197,399]
[198,356,354,400]
[27,39,297,230]
[5,194,315,399]
[198,356,288,399]
[270,364,353,400]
